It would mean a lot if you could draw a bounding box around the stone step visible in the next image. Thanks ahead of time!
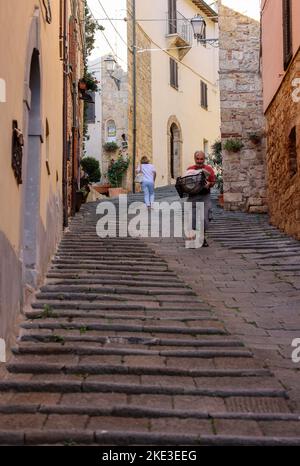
[20,322,226,335]
[19,334,242,349]
[23,311,217,321]
[38,285,195,296]
[46,278,184,287]
[0,428,299,446]
[0,379,286,398]
[50,264,169,272]
[12,344,252,358]
[1,403,298,421]
[6,362,271,378]
[30,302,207,311]
[47,270,178,278]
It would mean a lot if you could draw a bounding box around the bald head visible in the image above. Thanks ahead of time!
[194,151,206,167]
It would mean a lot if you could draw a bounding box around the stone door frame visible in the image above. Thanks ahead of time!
[20,8,43,287]
[167,115,183,184]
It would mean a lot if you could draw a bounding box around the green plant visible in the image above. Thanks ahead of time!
[209,140,223,194]
[107,156,130,188]
[80,157,101,183]
[223,138,244,153]
[211,140,222,166]
[216,173,224,194]
[103,141,119,153]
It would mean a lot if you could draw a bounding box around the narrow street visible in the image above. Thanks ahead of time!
[0,189,300,445]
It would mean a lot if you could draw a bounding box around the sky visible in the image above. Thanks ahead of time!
[87,0,128,70]
[87,0,261,70]
[221,0,261,20]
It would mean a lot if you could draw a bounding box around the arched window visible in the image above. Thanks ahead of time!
[106,119,117,142]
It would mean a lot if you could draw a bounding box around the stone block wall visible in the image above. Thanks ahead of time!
[265,49,300,239]
[127,0,153,191]
[101,57,128,179]
[219,3,267,213]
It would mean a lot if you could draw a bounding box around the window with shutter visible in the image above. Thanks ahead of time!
[201,81,208,109]
[170,59,178,90]
[168,0,177,34]
[282,0,293,70]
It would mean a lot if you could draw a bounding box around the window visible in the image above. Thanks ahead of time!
[168,0,177,34]
[201,81,208,109]
[106,119,117,142]
[203,139,209,156]
[86,93,96,124]
[288,126,297,177]
[282,0,293,70]
[170,58,178,90]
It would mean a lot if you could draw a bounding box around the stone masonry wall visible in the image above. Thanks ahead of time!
[101,57,128,179]
[265,49,300,240]
[127,0,153,191]
[219,3,267,213]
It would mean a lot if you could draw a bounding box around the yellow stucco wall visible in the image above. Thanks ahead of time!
[0,0,64,345]
[0,0,63,252]
[135,0,221,185]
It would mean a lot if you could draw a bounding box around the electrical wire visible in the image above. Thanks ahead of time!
[88,6,127,66]
[95,0,128,48]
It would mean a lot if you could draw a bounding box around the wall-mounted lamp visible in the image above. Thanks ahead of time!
[104,55,121,90]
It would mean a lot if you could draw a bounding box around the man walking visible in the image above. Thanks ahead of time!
[186,151,216,247]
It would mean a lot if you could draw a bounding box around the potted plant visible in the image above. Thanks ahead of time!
[103,141,119,153]
[78,71,99,93]
[249,132,262,145]
[223,138,244,153]
[107,155,130,197]
[80,156,101,201]
[209,140,224,208]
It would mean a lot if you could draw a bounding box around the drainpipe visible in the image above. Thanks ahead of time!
[132,0,137,193]
[62,0,68,227]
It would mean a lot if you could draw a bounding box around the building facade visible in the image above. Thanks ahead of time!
[0,0,84,348]
[218,0,267,213]
[127,0,221,188]
[86,56,128,181]
[261,0,300,239]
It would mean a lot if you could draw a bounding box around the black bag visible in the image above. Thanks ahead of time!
[175,170,208,198]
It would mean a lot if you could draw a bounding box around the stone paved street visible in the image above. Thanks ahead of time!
[0,187,300,445]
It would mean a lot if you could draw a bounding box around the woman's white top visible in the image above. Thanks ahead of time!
[138,163,156,183]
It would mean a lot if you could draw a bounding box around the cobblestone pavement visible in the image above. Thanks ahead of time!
[144,187,300,413]
[0,187,299,445]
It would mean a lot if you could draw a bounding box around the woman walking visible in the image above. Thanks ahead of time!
[136,156,156,208]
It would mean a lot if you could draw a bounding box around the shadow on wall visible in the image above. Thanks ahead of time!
[0,231,23,349]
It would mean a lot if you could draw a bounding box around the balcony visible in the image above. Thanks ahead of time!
[166,11,193,60]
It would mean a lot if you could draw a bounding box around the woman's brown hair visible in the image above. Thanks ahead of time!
[141,156,149,164]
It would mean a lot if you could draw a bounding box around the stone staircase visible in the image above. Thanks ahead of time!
[1,198,300,445]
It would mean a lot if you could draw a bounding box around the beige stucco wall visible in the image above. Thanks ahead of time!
[261,0,300,111]
[131,0,220,186]
[0,1,64,346]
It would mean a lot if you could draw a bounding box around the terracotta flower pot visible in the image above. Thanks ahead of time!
[93,185,110,195]
[109,187,127,198]
[78,80,87,90]
[218,194,224,208]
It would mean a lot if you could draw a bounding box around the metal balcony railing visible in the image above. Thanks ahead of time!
[166,10,193,46]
